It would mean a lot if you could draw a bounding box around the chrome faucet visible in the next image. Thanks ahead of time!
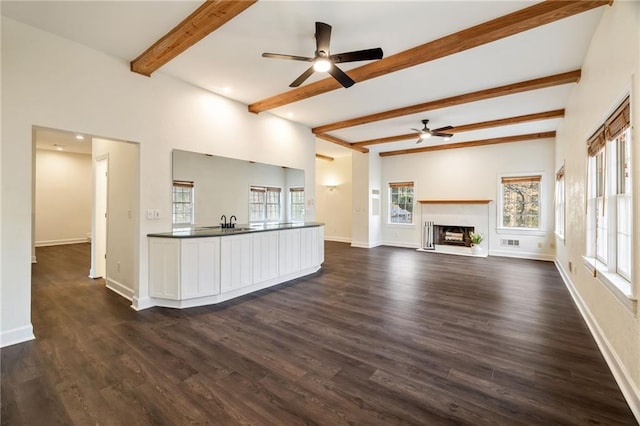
[220,214,227,228]
[229,215,237,229]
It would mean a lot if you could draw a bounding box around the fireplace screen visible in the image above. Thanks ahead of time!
[434,225,475,247]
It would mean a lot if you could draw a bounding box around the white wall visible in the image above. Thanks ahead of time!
[380,138,556,259]
[316,155,352,242]
[555,1,640,415]
[0,17,316,346]
[93,138,139,300]
[34,149,92,247]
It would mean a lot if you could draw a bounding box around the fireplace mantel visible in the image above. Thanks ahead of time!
[418,199,492,204]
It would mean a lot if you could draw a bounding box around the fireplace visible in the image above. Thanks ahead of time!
[434,225,475,247]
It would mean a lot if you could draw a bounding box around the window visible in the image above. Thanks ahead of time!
[555,165,565,240]
[290,187,305,222]
[389,182,414,224]
[499,175,541,229]
[172,180,194,226]
[250,186,281,222]
[586,96,632,289]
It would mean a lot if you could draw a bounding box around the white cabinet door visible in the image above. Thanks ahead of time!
[318,225,325,264]
[253,231,279,284]
[220,234,253,292]
[300,227,320,270]
[149,238,180,300]
[279,229,301,276]
[181,237,220,299]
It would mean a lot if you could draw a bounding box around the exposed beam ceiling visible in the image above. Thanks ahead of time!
[248,0,609,114]
[315,154,334,161]
[379,132,556,157]
[131,0,257,77]
[351,109,565,148]
[315,134,369,154]
[313,70,580,134]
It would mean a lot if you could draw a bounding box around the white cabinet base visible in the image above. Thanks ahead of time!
[148,225,323,309]
[149,265,320,309]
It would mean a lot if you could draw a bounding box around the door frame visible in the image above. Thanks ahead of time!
[90,154,108,279]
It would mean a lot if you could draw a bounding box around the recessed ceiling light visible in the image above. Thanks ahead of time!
[287,112,294,118]
[54,144,64,151]
[75,134,84,140]
[222,87,232,94]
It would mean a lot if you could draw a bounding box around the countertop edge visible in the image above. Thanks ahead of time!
[147,222,324,239]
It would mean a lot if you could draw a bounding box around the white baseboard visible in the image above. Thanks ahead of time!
[131,296,154,311]
[381,241,420,249]
[489,249,554,261]
[350,241,382,249]
[555,261,640,423]
[324,236,351,243]
[35,238,89,247]
[106,278,134,301]
[0,324,35,348]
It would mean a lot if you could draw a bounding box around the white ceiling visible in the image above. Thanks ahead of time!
[35,127,93,155]
[2,1,606,158]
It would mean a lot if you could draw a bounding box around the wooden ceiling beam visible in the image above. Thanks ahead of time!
[248,0,609,113]
[315,153,335,161]
[379,132,556,157]
[351,109,565,148]
[313,70,579,134]
[316,133,369,154]
[131,0,257,77]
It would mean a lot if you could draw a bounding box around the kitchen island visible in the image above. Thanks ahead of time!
[147,222,324,308]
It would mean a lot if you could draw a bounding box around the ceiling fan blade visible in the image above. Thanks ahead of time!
[432,125,453,132]
[331,48,383,63]
[410,128,422,133]
[262,53,313,62]
[416,138,423,144]
[328,64,355,88]
[432,132,454,138]
[289,66,315,87]
[315,22,332,56]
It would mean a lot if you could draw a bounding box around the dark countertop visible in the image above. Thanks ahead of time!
[147,222,324,239]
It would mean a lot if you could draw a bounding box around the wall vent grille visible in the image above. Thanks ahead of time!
[501,238,520,247]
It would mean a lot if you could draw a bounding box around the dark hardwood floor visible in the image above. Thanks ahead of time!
[1,242,636,425]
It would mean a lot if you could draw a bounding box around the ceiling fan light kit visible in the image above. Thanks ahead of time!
[412,119,454,144]
[262,21,383,88]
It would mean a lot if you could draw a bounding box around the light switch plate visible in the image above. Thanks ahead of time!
[146,209,154,220]
[153,209,161,219]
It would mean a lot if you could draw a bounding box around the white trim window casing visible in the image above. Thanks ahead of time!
[388,182,414,225]
[497,173,543,233]
[172,181,194,226]
[289,187,305,222]
[585,96,632,299]
[250,185,282,223]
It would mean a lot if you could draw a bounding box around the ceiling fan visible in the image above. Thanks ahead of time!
[262,21,383,88]
[412,119,454,143]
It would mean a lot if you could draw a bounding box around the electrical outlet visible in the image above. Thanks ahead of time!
[154,209,160,219]
[117,262,121,272]
[146,209,154,220]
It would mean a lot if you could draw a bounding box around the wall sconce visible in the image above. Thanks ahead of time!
[325,185,337,191]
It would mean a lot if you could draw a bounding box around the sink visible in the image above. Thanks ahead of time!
[195,226,253,232]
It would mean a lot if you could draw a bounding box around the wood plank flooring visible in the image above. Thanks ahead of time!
[1,242,636,425]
